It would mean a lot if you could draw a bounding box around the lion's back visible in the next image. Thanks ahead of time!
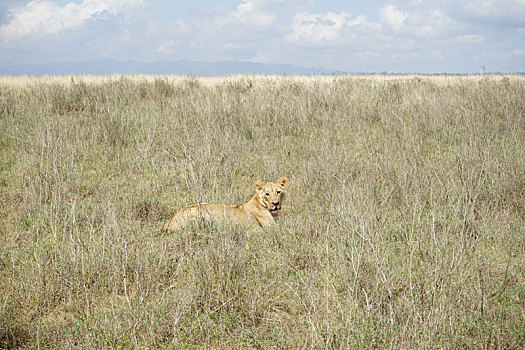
[164,203,259,232]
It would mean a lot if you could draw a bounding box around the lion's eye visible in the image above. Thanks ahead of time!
[277,191,281,194]
[265,193,270,196]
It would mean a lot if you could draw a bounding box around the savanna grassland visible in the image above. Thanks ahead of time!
[0,74,524,349]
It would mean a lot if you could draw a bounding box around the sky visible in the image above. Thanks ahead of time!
[0,0,524,73]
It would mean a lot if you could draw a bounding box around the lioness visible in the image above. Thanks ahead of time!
[163,176,288,232]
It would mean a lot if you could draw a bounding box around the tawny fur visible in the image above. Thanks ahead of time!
[163,177,288,232]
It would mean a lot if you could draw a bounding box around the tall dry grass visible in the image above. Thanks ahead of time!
[1,74,524,349]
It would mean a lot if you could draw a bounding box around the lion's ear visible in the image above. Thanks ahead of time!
[254,180,265,190]
[276,176,288,188]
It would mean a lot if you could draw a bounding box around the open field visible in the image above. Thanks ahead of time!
[1,74,524,349]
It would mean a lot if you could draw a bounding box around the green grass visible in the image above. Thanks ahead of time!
[1,74,524,349]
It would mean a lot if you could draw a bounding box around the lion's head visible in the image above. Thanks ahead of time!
[254,176,287,213]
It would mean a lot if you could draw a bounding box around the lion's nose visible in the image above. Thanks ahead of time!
[272,201,280,206]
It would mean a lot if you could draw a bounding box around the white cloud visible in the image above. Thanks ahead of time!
[153,1,284,60]
[157,40,175,54]
[286,11,379,45]
[379,4,407,32]
[459,0,525,20]
[288,12,351,42]
[379,3,458,37]
[215,0,279,27]
[474,48,525,64]
[455,34,485,44]
[0,0,145,42]
[1,0,524,73]
[165,20,189,35]
[233,0,276,26]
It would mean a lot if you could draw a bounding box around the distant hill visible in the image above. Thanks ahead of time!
[0,59,338,76]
